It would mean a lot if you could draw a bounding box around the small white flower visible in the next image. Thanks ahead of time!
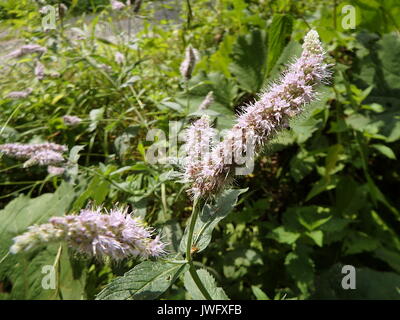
[111,0,125,10]
[63,115,82,126]
[115,51,125,64]
[11,206,166,260]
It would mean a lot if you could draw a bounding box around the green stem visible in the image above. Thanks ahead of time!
[188,262,212,300]
[333,0,337,30]
[185,198,213,300]
[161,183,168,222]
[185,0,193,29]
[186,197,199,262]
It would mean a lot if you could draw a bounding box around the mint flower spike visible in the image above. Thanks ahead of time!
[6,88,33,99]
[183,30,332,198]
[6,44,46,59]
[180,45,198,80]
[0,142,67,167]
[63,115,82,126]
[10,206,166,261]
[198,91,214,111]
[35,61,45,80]
[111,0,126,10]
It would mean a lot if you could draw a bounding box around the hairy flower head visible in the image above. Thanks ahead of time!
[10,206,166,260]
[180,45,198,80]
[63,115,82,126]
[181,30,331,198]
[7,44,46,59]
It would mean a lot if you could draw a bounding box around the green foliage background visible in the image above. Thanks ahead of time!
[0,0,399,300]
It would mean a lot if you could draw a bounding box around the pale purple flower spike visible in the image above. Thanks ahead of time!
[63,115,82,126]
[180,45,198,80]
[0,142,67,168]
[10,206,166,260]
[114,51,125,64]
[47,166,66,176]
[198,91,214,111]
[7,44,46,59]
[35,61,45,80]
[183,115,217,195]
[183,30,331,198]
[111,0,125,10]
[23,150,65,167]
[7,88,33,99]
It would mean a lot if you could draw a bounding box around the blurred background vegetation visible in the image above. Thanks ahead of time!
[0,0,399,299]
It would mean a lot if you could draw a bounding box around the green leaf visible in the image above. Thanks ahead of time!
[290,150,315,182]
[223,248,263,279]
[184,268,229,300]
[306,230,323,247]
[268,226,300,245]
[58,246,87,299]
[229,29,268,92]
[371,144,396,159]
[267,14,293,75]
[160,220,183,254]
[374,247,400,273]
[0,183,77,299]
[209,34,235,77]
[291,116,321,144]
[180,189,247,254]
[335,177,366,215]
[96,261,188,300]
[88,107,104,132]
[344,232,379,255]
[0,182,75,236]
[68,145,85,163]
[72,174,110,209]
[251,286,270,300]
[316,265,400,299]
[306,176,337,202]
[285,244,314,297]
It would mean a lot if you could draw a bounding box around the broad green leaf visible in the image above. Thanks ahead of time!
[325,144,344,176]
[316,265,400,299]
[251,286,270,300]
[285,244,314,297]
[58,247,87,299]
[291,117,321,144]
[229,29,268,92]
[184,268,229,300]
[366,175,400,220]
[68,145,86,164]
[223,248,263,279]
[0,183,77,299]
[0,182,75,236]
[374,247,400,273]
[267,14,293,75]
[209,34,235,77]
[306,176,337,202]
[96,260,188,300]
[335,177,366,215]
[180,188,247,254]
[344,232,379,255]
[306,230,323,247]
[268,226,300,245]
[371,144,396,160]
[290,150,315,182]
[72,174,110,209]
[88,107,104,132]
[160,220,183,254]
